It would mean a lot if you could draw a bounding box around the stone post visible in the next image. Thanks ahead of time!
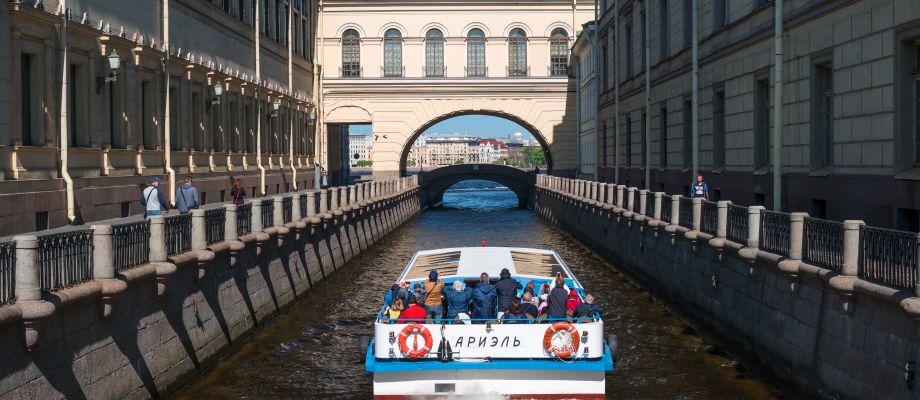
[371,182,378,198]
[691,198,702,231]
[191,209,206,250]
[653,192,663,220]
[292,195,301,221]
[788,212,808,261]
[251,200,263,233]
[319,190,329,213]
[716,201,730,238]
[224,204,238,241]
[149,216,167,262]
[670,195,680,225]
[841,220,865,276]
[598,183,606,203]
[339,186,348,208]
[607,184,615,205]
[638,190,648,216]
[92,225,114,280]
[350,184,357,205]
[306,192,317,217]
[330,188,340,210]
[590,182,597,200]
[626,187,636,212]
[273,196,284,226]
[747,206,764,248]
[616,185,625,208]
[14,235,40,301]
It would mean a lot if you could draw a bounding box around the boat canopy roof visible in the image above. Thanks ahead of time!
[400,247,571,281]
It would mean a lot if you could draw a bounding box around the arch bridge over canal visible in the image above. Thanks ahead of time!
[418,164,536,208]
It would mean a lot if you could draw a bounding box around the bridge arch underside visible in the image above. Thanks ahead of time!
[421,164,535,208]
[398,110,554,177]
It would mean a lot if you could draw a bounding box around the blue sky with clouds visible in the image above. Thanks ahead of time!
[347,114,536,141]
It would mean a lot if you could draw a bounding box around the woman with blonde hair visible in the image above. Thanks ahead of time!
[231,178,246,205]
[386,297,405,323]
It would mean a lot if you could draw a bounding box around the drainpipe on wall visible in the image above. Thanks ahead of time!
[644,0,651,189]
[59,0,76,224]
[772,0,784,211]
[613,0,620,185]
[287,3,297,190]
[162,0,177,204]
[691,0,700,183]
[255,0,266,195]
[315,0,326,172]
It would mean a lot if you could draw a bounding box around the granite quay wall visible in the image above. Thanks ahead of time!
[531,175,920,400]
[0,176,421,399]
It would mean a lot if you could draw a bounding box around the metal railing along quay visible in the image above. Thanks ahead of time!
[165,214,192,255]
[803,217,844,271]
[237,203,252,236]
[37,229,94,292]
[205,208,226,245]
[760,210,791,257]
[112,220,150,272]
[261,199,274,229]
[860,226,918,291]
[0,241,14,305]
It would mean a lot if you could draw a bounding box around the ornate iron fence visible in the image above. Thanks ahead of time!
[760,210,791,256]
[659,196,672,223]
[165,214,192,255]
[726,204,748,244]
[679,197,693,229]
[112,220,150,272]
[37,230,93,292]
[860,226,918,290]
[299,195,307,220]
[803,217,844,269]
[261,199,274,228]
[0,241,14,305]
[205,208,226,244]
[700,201,718,234]
[644,194,655,217]
[237,203,252,235]
[282,196,293,223]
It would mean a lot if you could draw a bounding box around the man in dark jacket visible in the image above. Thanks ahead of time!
[494,268,522,312]
[445,280,473,319]
[574,294,604,319]
[546,275,569,319]
[471,273,497,320]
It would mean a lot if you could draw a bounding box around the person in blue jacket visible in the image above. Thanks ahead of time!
[689,174,710,200]
[445,280,473,319]
[141,177,170,217]
[471,272,497,321]
[175,176,200,215]
[494,268,522,312]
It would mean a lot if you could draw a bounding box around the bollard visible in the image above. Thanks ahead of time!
[716,201,730,238]
[14,235,40,302]
[841,220,865,276]
[788,212,808,261]
[653,192,663,220]
[292,195,302,221]
[598,183,606,203]
[341,186,349,208]
[306,192,317,217]
[350,184,357,205]
[149,216,168,262]
[638,190,648,216]
[273,196,284,226]
[251,200,264,233]
[92,225,115,280]
[747,206,764,248]
[319,190,329,214]
[606,184,615,205]
[626,187,636,212]
[691,198,702,231]
[616,185,625,208]
[371,182,378,199]
[224,204,238,241]
[670,195,680,225]
[191,209,207,250]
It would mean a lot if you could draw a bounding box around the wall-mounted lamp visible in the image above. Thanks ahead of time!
[308,110,316,125]
[97,49,121,93]
[271,99,281,118]
[211,82,223,105]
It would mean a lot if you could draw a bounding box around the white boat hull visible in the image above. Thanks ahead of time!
[373,369,606,399]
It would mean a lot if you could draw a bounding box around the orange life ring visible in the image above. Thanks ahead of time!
[543,321,580,358]
[398,323,433,359]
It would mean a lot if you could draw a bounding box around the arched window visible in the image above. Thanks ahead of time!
[550,28,570,76]
[383,28,403,77]
[466,28,486,77]
[508,28,528,77]
[342,29,361,77]
[425,29,444,77]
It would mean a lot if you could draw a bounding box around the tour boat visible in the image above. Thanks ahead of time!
[365,246,615,399]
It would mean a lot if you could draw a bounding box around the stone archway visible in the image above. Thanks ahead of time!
[419,164,535,208]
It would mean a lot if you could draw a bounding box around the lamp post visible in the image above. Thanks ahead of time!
[211,81,223,105]
[106,49,121,83]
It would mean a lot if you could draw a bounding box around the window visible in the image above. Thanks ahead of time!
[626,115,633,166]
[108,67,123,148]
[508,28,528,77]
[713,89,726,169]
[683,0,692,48]
[244,102,253,152]
[713,0,727,32]
[812,62,833,170]
[625,20,633,78]
[641,8,647,71]
[660,105,668,167]
[192,89,203,151]
[383,28,403,77]
[754,78,771,170]
[68,64,88,147]
[550,28,569,76]
[425,29,445,77]
[683,97,692,169]
[660,0,669,60]
[342,29,361,77]
[641,110,647,167]
[602,38,608,88]
[169,85,180,150]
[20,53,41,147]
[141,80,155,150]
[211,96,221,152]
[466,28,486,77]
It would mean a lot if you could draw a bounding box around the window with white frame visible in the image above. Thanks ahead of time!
[425,29,445,77]
[466,28,486,77]
[550,28,569,76]
[342,29,361,77]
[384,28,403,77]
[508,28,528,77]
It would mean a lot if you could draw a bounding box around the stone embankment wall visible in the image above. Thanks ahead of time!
[0,178,423,399]
[531,176,920,400]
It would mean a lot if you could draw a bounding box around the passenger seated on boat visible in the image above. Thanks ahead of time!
[384,284,407,307]
[412,283,423,305]
[445,280,473,319]
[501,300,528,324]
[472,272,498,321]
[520,292,539,318]
[423,271,446,322]
[495,268,523,312]
[523,281,536,296]
[385,297,405,323]
[574,294,603,319]
[546,276,569,320]
[566,289,582,318]
[396,296,427,323]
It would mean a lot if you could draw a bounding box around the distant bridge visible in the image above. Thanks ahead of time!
[418,164,536,208]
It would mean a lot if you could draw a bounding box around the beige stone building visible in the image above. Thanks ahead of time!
[0,0,318,235]
[318,0,593,179]
[596,0,920,229]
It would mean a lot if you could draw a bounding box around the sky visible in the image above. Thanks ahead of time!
[346,114,536,141]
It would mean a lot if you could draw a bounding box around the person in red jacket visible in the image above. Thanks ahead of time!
[397,296,427,323]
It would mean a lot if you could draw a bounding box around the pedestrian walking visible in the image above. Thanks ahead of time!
[141,177,170,218]
[321,169,329,189]
[231,178,246,205]
[689,174,710,201]
[175,176,200,215]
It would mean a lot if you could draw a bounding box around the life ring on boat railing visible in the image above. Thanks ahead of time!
[398,323,433,359]
[543,321,580,358]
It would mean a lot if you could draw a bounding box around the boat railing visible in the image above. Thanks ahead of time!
[374,307,601,324]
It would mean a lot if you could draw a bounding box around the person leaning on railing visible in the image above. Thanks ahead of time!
[574,294,603,319]
[141,177,170,218]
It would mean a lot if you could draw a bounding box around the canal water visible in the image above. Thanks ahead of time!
[177,180,798,399]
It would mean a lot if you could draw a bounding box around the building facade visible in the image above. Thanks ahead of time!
[0,0,318,235]
[574,22,597,178]
[348,133,372,166]
[596,0,920,229]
